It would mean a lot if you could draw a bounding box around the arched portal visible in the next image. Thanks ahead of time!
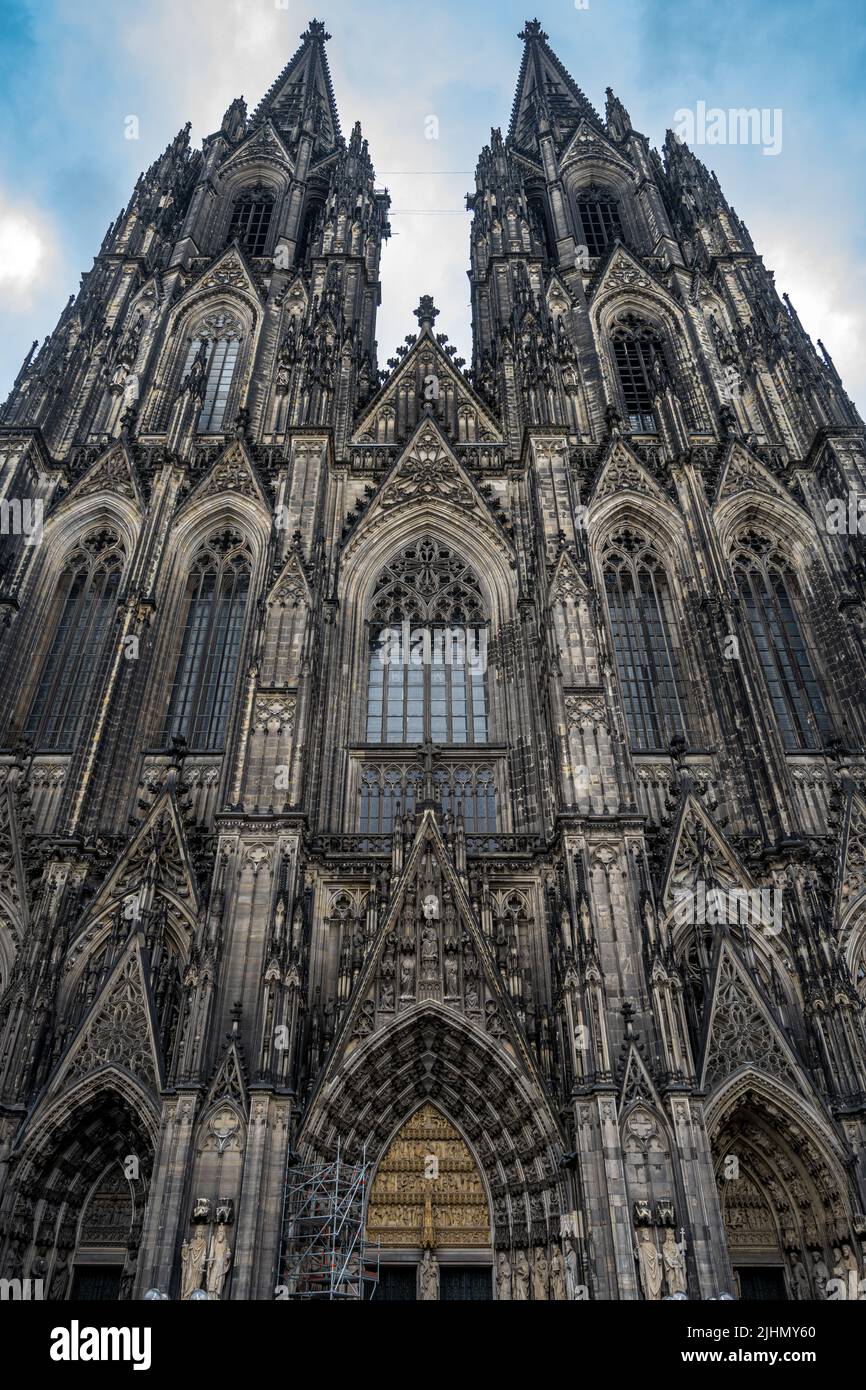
[709,1080,855,1301]
[0,1077,156,1301]
[365,1103,492,1300]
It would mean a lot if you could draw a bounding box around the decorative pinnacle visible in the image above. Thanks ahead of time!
[301,18,331,42]
[518,18,548,41]
[413,295,440,330]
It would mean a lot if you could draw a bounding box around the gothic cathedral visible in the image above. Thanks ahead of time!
[0,18,865,1304]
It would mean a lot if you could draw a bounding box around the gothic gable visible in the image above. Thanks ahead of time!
[548,550,589,604]
[342,418,513,565]
[219,119,294,178]
[181,439,270,513]
[59,440,144,513]
[619,1043,663,1110]
[835,785,866,925]
[46,935,163,1097]
[84,788,201,927]
[313,811,549,1095]
[183,244,264,309]
[699,941,802,1094]
[590,438,669,507]
[559,117,636,177]
[714,441,797,508]
[352,328,503,450]
[266,548,313,608]
[659,792,753,915]
[588,245,671,308]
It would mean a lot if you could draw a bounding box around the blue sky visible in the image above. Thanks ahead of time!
[1,0,864,411]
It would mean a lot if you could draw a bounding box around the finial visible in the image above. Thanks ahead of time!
[518,19,548,41]
[301,18,331,42]
[413,295,440,330]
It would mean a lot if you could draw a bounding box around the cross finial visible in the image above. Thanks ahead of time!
[413,295,439,329]
[301,18,331,43]
[518,19,548,41]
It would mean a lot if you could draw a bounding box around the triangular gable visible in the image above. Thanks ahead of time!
[659,792,753,914]
[342,418,513,563]
[620,1043,663,1110]
[183,245,264,307]
[588,244,670,307]
[312,810,549,1096]
[559,117,636,176]
[508,20,604,154]
[714,441,797,508]
[548,550,589,604]
[58,440,143,512]
[46,934,163,1096]
[590,438,669,507]
[699,939,802,1093]
[85,789,201,926]
[352,328,502,446]
[219,119,294,176]
[181,439,270,513]
[267,549,313,607]
[205,1038,248,1113]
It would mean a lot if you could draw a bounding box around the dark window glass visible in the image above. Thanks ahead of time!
[228,186,274,257]
[182,333,241,434]
[25,530,125,751]
[162,530,251,751]
[575,187,623,257]
[611,316,669,433]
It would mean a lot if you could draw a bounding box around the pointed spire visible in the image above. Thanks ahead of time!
[251,17,340,151]
[508,19,603,151]
[605,86,631,140]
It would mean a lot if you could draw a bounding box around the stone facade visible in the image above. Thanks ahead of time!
[0,19,865,1302]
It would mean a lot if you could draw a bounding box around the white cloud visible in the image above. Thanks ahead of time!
[0,195,58,310]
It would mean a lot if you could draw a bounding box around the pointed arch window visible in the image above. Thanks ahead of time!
[162,529,251,751]
[611,315,668,433]
[181,311,243,434]
[732,533,833,751]
[227,183,275,257]
[25,529,125,751]
[575,185,623,258]
[604,532,691,751]
[364,537,489,746]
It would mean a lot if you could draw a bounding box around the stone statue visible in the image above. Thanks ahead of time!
[206,1223,232,1300]
[400,951,415,996]
[564,1242,581,1300]
[418,1248,439,1300]
[791,1254,811,1300]
[841,1244,861,1301]
[444,952,458,996]
[180,1225,208,1299]
[811,1249,829,1299]
[512,1248,529,1300]
[496,1250,511,1301]
[634,1225,663,1301]
[662,1227,687,1297]
[531,1244,549,1300]
[549,1243,567,1300]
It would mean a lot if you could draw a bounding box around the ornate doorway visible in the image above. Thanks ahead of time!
[365,1104,493,1300]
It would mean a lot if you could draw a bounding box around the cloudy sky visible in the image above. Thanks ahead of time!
[1,0,864,410]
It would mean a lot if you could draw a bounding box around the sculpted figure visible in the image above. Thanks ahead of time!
[549,1243,567,1300]
[418,1248,439,1301]
[512,1248,529,1300]
[842,1244,861,1301]
[496,1250,511,1301]
[791,1254,811,1300]
[662,1228,687,1297]
[206,1223,232,1300]
[634,1225,663,1301]
[180,1226,208,1300]
[531,1244,549,1301]
[811,1249,829,1299]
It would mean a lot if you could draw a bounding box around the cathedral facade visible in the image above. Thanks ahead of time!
[0,17,865,1302]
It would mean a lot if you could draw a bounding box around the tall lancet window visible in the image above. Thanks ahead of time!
[227,184,275,257]
[162,529,251,751]
[181,311,243,434]
[575,185,623,257]
[733,533,833,751]
[364,537,489,746]
[25,530,125,751]
[611,315,668,433]
[603,532,691,751]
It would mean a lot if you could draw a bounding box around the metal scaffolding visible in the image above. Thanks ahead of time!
[280,1143,379,1299]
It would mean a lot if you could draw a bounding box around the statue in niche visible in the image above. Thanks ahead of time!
[790,1253,811,1300]
[444,950,458,996]
[842,1244,861,1301]
[662,1227,687,1297]
[564,1241,581,1300]
[512,1248,529,1300]
[634,1225,663,1301]
[531,1244,549,1300]
[206,1223,232,1300]
[420,921,439,984]
[180,1225,208,1300]
[496,1250,511,1300]
[549,1243,567,1300]
[400,950,415,997]
[418,1248,439,1300]
[811,1249,829,1298]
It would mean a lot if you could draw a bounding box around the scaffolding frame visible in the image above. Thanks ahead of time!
[280,1142,379,1299]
